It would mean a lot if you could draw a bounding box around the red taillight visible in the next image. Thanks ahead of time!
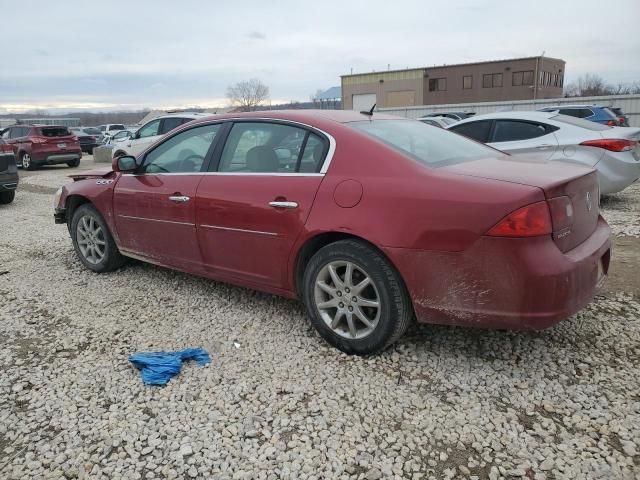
[606,120,616,126]
[30,137,47,144]
[618,118,625,126]
[487,201,552,237]
[0,144,13,153]
[72,136,78,141]
[580,139,637,152]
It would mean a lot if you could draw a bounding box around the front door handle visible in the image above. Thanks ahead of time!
[535,144,554,149]
[269,201,298,209]
[169,195,190,203]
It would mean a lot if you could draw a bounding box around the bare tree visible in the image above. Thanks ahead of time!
[226,79,269,112]
[564,73,611,97]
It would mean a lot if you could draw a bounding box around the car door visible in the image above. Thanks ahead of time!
[127,118,162,156]
[487,119,559,160]
[113,123,223,270]
[195,121,329,290]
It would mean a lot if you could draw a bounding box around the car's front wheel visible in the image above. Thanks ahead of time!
[70,204,126,273]
[302,239,413,355]
[0,191,15,204]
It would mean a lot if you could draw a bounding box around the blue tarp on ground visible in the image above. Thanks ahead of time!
[129,348,211,385]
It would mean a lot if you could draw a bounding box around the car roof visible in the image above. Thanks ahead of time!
[452,111,560,124]
[187,109,404,126]
[157,112,211,119]
[539,104,604,109]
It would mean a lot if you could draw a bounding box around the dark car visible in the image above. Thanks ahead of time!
[0,138,18,204]
[71,127,103,154]
[54,110,610,355]
[1,124,82,170]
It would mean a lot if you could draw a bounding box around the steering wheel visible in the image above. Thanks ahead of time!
[180,154,205,172]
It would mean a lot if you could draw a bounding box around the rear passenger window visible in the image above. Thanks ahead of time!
[492,121,549,142]
[218,122,326,173]
[450,121,492,143]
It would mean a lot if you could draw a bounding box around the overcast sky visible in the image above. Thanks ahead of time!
[2,0,639,113]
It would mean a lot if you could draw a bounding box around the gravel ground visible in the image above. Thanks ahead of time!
[1,164,639,480]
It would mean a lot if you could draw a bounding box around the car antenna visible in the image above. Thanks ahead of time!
[360,103,376,116]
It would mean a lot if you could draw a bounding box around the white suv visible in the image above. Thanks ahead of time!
[112,113,210,158]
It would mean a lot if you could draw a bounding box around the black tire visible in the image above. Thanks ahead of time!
[0,190,15,204]
[70,204,127,273]
[302,239,413,355]
[67,158,80,168]
[113,150,126,159]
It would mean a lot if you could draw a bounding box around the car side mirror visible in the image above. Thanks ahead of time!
[113,155,138,172]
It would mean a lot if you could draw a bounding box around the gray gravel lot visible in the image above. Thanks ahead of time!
[1,161,639,480]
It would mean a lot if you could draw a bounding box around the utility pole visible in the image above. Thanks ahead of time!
[533,50,545,101]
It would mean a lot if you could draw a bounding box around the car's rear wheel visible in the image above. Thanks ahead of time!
[20,152,36,170]
[70,204,126,273]
[0,191,15,204]
[302,239,413,355]
[67,158,80,168]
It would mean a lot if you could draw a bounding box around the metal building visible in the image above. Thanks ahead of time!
[342,56,565,110]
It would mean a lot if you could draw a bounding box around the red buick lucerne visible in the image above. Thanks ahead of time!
[53,110,611,354]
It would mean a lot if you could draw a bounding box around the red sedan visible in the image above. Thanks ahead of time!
[53,110,611,354]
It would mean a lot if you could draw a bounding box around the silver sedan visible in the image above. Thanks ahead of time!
[447,111,640,195]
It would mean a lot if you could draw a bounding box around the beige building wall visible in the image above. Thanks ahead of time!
[341,57,566,109]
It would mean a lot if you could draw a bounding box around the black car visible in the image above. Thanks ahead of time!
[71,127,103,154]
[0,138,18,204]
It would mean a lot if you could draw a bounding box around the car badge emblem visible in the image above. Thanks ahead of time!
[586,191,592,212]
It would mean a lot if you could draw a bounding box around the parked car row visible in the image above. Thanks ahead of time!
[446,111,640,195]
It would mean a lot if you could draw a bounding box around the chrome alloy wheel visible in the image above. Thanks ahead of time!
[22,153,31,169]
[314,260,381,339]
[76,215,106,265]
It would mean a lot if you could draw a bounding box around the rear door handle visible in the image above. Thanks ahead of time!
[535,144,554,149]
[169,195,190,203]
[269,201,298,209]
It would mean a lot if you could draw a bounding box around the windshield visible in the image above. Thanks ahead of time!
[83,127,101,135]
[350,119,502,167]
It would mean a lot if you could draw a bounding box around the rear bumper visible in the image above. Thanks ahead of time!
[32,152,82,165]
[384,216,611,330]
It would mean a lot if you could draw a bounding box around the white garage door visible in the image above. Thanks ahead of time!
[352,93,377,111]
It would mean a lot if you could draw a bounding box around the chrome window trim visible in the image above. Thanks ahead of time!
[130,117,336,176]
[199,224,278,237]
[118,214,194,226]
[122,172,323,177]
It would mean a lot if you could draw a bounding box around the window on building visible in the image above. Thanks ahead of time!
[512,71,534,86]
[482,73,503,88]
[428,78,446,92]
[463,76,472,89]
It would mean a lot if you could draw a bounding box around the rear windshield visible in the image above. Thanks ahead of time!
[83,127,101,135]
[552,114,611,131]
[109,125,125,131]
[350,119,502,167]
[39,127,71,137]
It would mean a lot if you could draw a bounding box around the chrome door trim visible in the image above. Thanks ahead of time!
[118,214,194,226]
[199,224,278,237]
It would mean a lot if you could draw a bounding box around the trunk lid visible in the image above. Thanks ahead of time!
[443,156,600,252]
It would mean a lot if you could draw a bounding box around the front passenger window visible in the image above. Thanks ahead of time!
[450,121,492,143]
[143,124,221,174]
